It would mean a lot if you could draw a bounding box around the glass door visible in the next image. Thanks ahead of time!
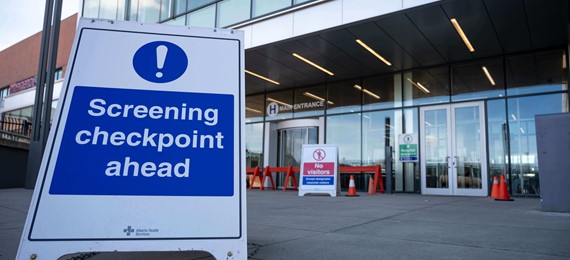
[277,127,318,187]
[420,102,488,196]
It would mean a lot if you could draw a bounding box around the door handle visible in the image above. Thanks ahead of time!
[446,156,451,168]
[453,156,459,168]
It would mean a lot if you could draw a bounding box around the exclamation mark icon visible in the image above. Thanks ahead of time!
[155,45,168,78]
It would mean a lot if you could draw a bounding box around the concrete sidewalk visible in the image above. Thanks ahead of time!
[1,188,570,259]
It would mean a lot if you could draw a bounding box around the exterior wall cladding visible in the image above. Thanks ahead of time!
[0,14,77,88]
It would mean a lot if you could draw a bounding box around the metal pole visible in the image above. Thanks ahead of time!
[25,0,60,189]
[41,0,63,147]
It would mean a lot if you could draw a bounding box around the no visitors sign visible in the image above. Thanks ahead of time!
[17,19,245,259]
[299,144,339,197]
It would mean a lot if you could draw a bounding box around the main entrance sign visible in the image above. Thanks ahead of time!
[17,19,245,259]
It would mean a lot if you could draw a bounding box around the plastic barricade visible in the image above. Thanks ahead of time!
[339,165,384,194]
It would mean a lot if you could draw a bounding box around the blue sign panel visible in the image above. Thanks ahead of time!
[302,177,333,185]
[132,41,188,83]
[49,86,234,196]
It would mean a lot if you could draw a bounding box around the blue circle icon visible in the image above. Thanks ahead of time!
[133,41,188,83]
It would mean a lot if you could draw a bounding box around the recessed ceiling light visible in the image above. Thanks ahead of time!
[450,18,475,53]
[481,66,496,86]
[355,39,392,66]
[292,53,334,76]
[406,78,430,94]
[303,92,334,104]
[245,70,280,85]
[353,85,381,99]
[245,107,262,113]
[267,97,291,107]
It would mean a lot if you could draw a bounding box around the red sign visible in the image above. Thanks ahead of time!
[303,162,334,176]
[9,77,36,94]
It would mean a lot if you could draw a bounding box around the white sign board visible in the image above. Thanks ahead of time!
[398,134,418,162]
[299,145,339,197]
[17,19,246,259]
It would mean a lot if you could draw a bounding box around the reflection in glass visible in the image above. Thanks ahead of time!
[424,109,448,188]
[362,74,401,111]
[486,99,508,186]
[278,127,317,188]
[327,80,362,115]
[186,5,216,28]
[137,0,161,23]
[253,0,291,17]
[217,0,251,27]
[454,106,482,189]
[83,0,100,18]
[294,85,326,118]
[508,93,568,195]
[507,50,568,96]
[326,114,361,166]
[188,0,217,10]
[362,111,394,166]
[160,0,172,20]
[452,59,504,101]
[404,67,449,106]
[266,91,293,121]
[246,123,264,168]
[246,94,265,123]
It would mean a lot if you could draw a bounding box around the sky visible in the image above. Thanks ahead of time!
[0,0,80,51]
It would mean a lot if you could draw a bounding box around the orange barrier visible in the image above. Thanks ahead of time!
[247,166,262,190]
[340,165,384,194]
[248,164,384,194]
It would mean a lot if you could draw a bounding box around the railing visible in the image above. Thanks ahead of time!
[0,118,32,143]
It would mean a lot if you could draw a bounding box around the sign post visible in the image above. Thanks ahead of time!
[17,19,245,259]
[299,144,339,197]
[398,134,418,162]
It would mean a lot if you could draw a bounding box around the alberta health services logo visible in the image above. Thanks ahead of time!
[123,226,160,237]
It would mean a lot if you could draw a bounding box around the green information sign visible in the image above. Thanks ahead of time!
[398,134,418,162]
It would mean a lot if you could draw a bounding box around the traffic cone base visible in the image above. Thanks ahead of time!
[346,175,359,197]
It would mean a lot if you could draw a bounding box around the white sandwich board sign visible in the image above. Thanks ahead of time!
[17,19,246,259]
[298,144,339,197]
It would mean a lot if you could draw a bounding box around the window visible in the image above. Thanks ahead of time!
[452,59,504,101]
[294,85,326,118]
[253,0,291,17]
[217,0,251,27]
[362,74,401,111]
[186,5,216,28]
[326,113,361,166]
[508,93,569,195]
[403,67,449,106]
[507,50,568,96]
[137,0,161,23]
[326,79,362,115]
[54,68,63,81]
[246,123,264,168]
[246,94,265,123]
[265,90,293,121]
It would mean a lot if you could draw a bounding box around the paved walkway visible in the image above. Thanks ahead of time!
[1,188,570,259]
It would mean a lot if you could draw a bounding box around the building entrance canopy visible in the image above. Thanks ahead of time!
[244,0,568,95]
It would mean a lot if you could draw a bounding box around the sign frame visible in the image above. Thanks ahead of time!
[298,144,339,197]
[17,19,246,259]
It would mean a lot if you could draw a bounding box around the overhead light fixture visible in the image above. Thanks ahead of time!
[425,121,433,127]
[520,128,525,134]
[481,66,496,86]
[355,39,392,66]
[245,107,262,114]
[292,53,334,76]
[406,78,430,94]
[303,92,334,104]
[511,114,517,120]
[245,70,280,85]
[353,85,381,99]
[267,97,291,107]
[450,18,475,53]
[563,53,567,69]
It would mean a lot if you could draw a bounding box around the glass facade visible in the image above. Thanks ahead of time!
[244,49,568,195]
[83,0,322,28]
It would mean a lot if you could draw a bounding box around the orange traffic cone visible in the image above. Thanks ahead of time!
[368,177,376,195]
[495,174,514,201]
[346,175,359,197]
[490,176,499,199]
